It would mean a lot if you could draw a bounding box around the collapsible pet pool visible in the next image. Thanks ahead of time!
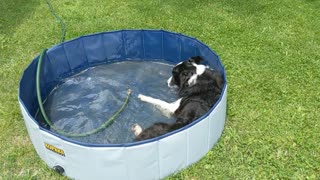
[18,30,227,179]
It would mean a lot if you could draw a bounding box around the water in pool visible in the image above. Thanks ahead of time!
[39,60,178,144]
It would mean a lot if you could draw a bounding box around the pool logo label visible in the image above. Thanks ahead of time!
[45,143,65,157]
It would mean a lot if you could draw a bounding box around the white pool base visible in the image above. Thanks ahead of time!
[19,86,226,179]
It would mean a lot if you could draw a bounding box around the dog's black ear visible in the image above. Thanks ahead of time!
[190,56,204,64]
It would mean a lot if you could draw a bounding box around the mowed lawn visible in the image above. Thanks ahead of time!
[0,0,319,179]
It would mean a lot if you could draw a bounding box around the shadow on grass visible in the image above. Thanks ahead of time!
[304,0,320,8]
[0,0,39,34]
[129,0,268,17]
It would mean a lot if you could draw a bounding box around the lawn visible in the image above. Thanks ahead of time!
[0,0,319,179]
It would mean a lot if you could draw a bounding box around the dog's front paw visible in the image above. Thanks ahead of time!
[131,123,143,137]
[138,94,151,102]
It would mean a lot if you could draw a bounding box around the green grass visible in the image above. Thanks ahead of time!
[1,0,319,179]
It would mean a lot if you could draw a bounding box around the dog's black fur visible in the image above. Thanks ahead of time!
[134,56,224,141]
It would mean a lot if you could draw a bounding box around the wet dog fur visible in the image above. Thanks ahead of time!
[131,56,224,141]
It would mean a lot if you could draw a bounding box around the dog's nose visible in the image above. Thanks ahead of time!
[167,77,178,89]
[167,76,177,88]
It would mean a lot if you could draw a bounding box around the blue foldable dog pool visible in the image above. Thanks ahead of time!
[18,30,227,179]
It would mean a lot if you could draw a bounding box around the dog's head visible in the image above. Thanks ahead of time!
[167,56,206,89]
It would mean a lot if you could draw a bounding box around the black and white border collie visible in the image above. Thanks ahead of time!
[131,56,224,141]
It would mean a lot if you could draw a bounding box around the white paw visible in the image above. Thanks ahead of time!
[138,94,151,102]
[131,123,143,137]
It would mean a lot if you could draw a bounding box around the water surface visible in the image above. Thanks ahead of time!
[41,60,178,144]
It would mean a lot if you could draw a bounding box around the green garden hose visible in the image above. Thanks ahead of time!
[46,0,66,43]
[36,1,131,137]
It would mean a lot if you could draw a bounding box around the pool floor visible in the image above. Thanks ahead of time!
[37,60,179,144]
